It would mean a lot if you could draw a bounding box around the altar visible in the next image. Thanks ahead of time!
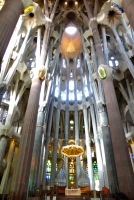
[65,188,81,196]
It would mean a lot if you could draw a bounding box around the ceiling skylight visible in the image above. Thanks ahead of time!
[65,26,77,35]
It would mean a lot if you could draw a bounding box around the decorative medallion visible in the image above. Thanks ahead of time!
[38,68,46,80]
[98,65,107,79]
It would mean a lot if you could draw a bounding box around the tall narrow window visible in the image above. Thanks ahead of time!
[55,86,59,98]
[69,80,74,90]
[46,160,51,180]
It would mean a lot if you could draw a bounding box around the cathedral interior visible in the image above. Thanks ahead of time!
[0,0,134,199]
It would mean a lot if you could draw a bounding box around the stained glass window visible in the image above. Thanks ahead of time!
[46,160,51,180]
[93,160,99,180]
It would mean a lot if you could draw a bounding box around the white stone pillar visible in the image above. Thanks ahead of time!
[0,140,15,195]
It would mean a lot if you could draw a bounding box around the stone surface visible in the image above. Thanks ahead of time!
[122,0,134,30]
[102,77,134,199]
[0,0,23,64]
[9,78,42,200]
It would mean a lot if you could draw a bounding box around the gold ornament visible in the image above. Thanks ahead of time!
[38,68,46,80]
[61,140,84,158]
[24,6,33,13]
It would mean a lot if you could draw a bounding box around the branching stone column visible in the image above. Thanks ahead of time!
[8,76,42,200]
[29,27,49,194]
[80,62,94,189]
[40,57,61,190]
[36,130,46,189]
[101,26,109,66]
[83,105,95,190]
[29,105,45,194]
[64,109,69,146]
[0,136,8,168]
[0,140,15,197]
[81,0,134,197]
[73,59,81,188]
[64,105,69,188]
[88,33,118,193]
[42,98,54,189]
[111,25,134,78]
[50,67,62,187]
[74,105,80,189]
[5,24,32,86]
[90,104,104,190]
[0,16,23,83]
[83,37,118,192]
[102,77,134,198]
[89,36,105,104]
[8,0,59,198]
[50,101,61,187]
[97,103,118,191]
[0,0,23,64]
[120,17,134,49]
[7,146,18,194]
[31,34,62,191]
[63,59,69,188]
[8,38,43,199]
[37,96,52,190]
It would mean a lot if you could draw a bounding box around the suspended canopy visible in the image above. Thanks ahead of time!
[61,140,84,158]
